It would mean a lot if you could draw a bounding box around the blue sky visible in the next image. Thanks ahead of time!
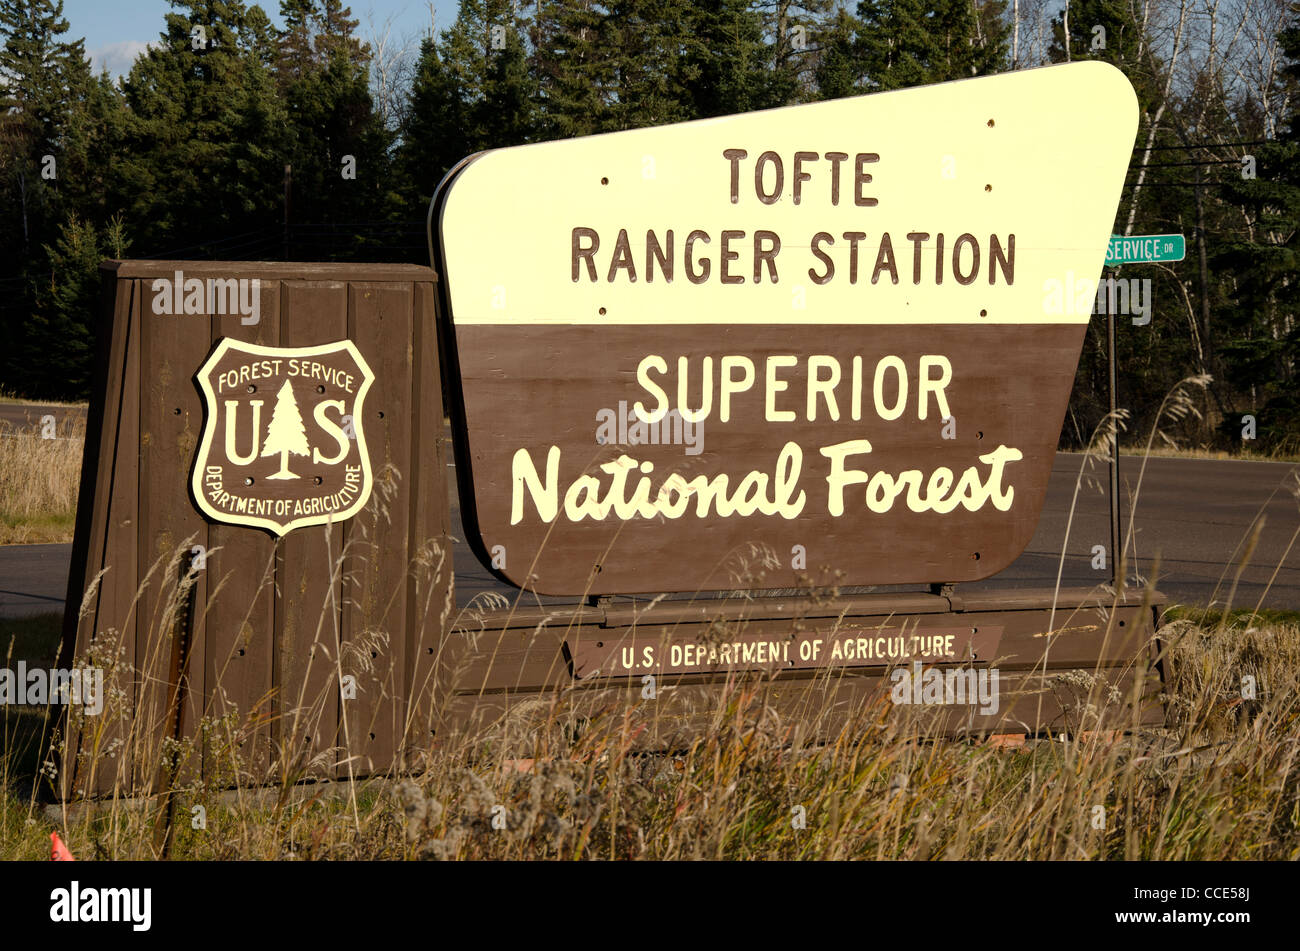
[65,0,462,78]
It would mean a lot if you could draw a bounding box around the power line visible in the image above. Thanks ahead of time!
[1123,180,1243,188]
[145,227,277,259]
[1131,158,1240,169]
[1135,139,1271,152]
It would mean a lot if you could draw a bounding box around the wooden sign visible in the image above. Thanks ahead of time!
[60,257,1170,801]
[435,62,1138,596]
[192,338,376,535]
[61,261,452,799]
[566,622,1005,680]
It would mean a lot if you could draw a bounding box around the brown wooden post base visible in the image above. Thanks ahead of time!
[429,585,1168,750]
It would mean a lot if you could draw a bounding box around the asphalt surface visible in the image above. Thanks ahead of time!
[988,452,1300,609]
[2,452,1298,620]
[0,402,86,432]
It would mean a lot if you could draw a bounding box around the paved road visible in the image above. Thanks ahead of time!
[987,452,1300,610]
[0,543,75,619]
[0,401,86,432]
[2,452,1298,620]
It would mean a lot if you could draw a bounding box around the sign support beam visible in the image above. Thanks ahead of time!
[1106,265,1122,594]
[1100,233,1184,594]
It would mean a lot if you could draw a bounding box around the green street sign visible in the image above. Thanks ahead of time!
[1105,233,1185,265]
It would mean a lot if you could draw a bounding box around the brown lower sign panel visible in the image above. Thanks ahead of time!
[565,622,1005,679]
[450,322,1085,595]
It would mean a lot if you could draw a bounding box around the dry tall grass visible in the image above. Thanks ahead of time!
[3,378,1298,860]
[3,537,1298,860]
[0,414,84,544]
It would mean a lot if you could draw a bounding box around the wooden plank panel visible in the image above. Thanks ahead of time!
[404,280,455,768]
[440,666,1164,751]
[95,279,143,794]
[134,284,212,791]
[60,271,139,798]
[449,323,1085,595]
[338,282,414,777]
[598,591,953,627]
[201,282,282,785]
[274,281,347,783]
[973,603,1157,669]
[113,261,436,284]
[444,597,1163,697]
[951,586,1159,612]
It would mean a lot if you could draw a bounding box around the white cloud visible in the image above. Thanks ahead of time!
[87,40,152,79]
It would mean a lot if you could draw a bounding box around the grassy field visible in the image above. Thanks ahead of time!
[0,414,84,545]
[2,602,1299,860]
[0,390,87,408]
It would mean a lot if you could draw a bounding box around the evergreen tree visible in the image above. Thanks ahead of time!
[855,0,1008,92]
[398,35,470,205]
[1048,0,1163,113]
[0,0,87,273]
[753,0,835,105]
[401,0,536,198]
[1212,13,1300,451]
[0,0,106,397]
[814,5,862,100]
[0,0,84,164]
[536,0,612,138]
[478,2,537,143]
[681,0,783,118]
[276,0,394,255]
[116,0,286,255]
[604,0,697,130]
[18,214,128,399]
[56,60,128,230]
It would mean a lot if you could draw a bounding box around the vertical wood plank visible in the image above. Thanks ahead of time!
[404,279,455,765]
[338,282,413,777]
[275,280,347,782]
[201,281,281,785]
[61,271,139,798]
[135,284,211,791]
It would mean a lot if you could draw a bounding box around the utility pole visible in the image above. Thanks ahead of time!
[1105,264,1122,594]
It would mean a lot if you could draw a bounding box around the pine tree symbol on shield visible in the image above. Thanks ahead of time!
[261,379,311,479]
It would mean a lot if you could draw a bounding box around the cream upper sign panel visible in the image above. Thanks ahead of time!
[440,62,1137,328]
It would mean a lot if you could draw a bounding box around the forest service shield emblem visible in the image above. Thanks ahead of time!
[191,338,376,535]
